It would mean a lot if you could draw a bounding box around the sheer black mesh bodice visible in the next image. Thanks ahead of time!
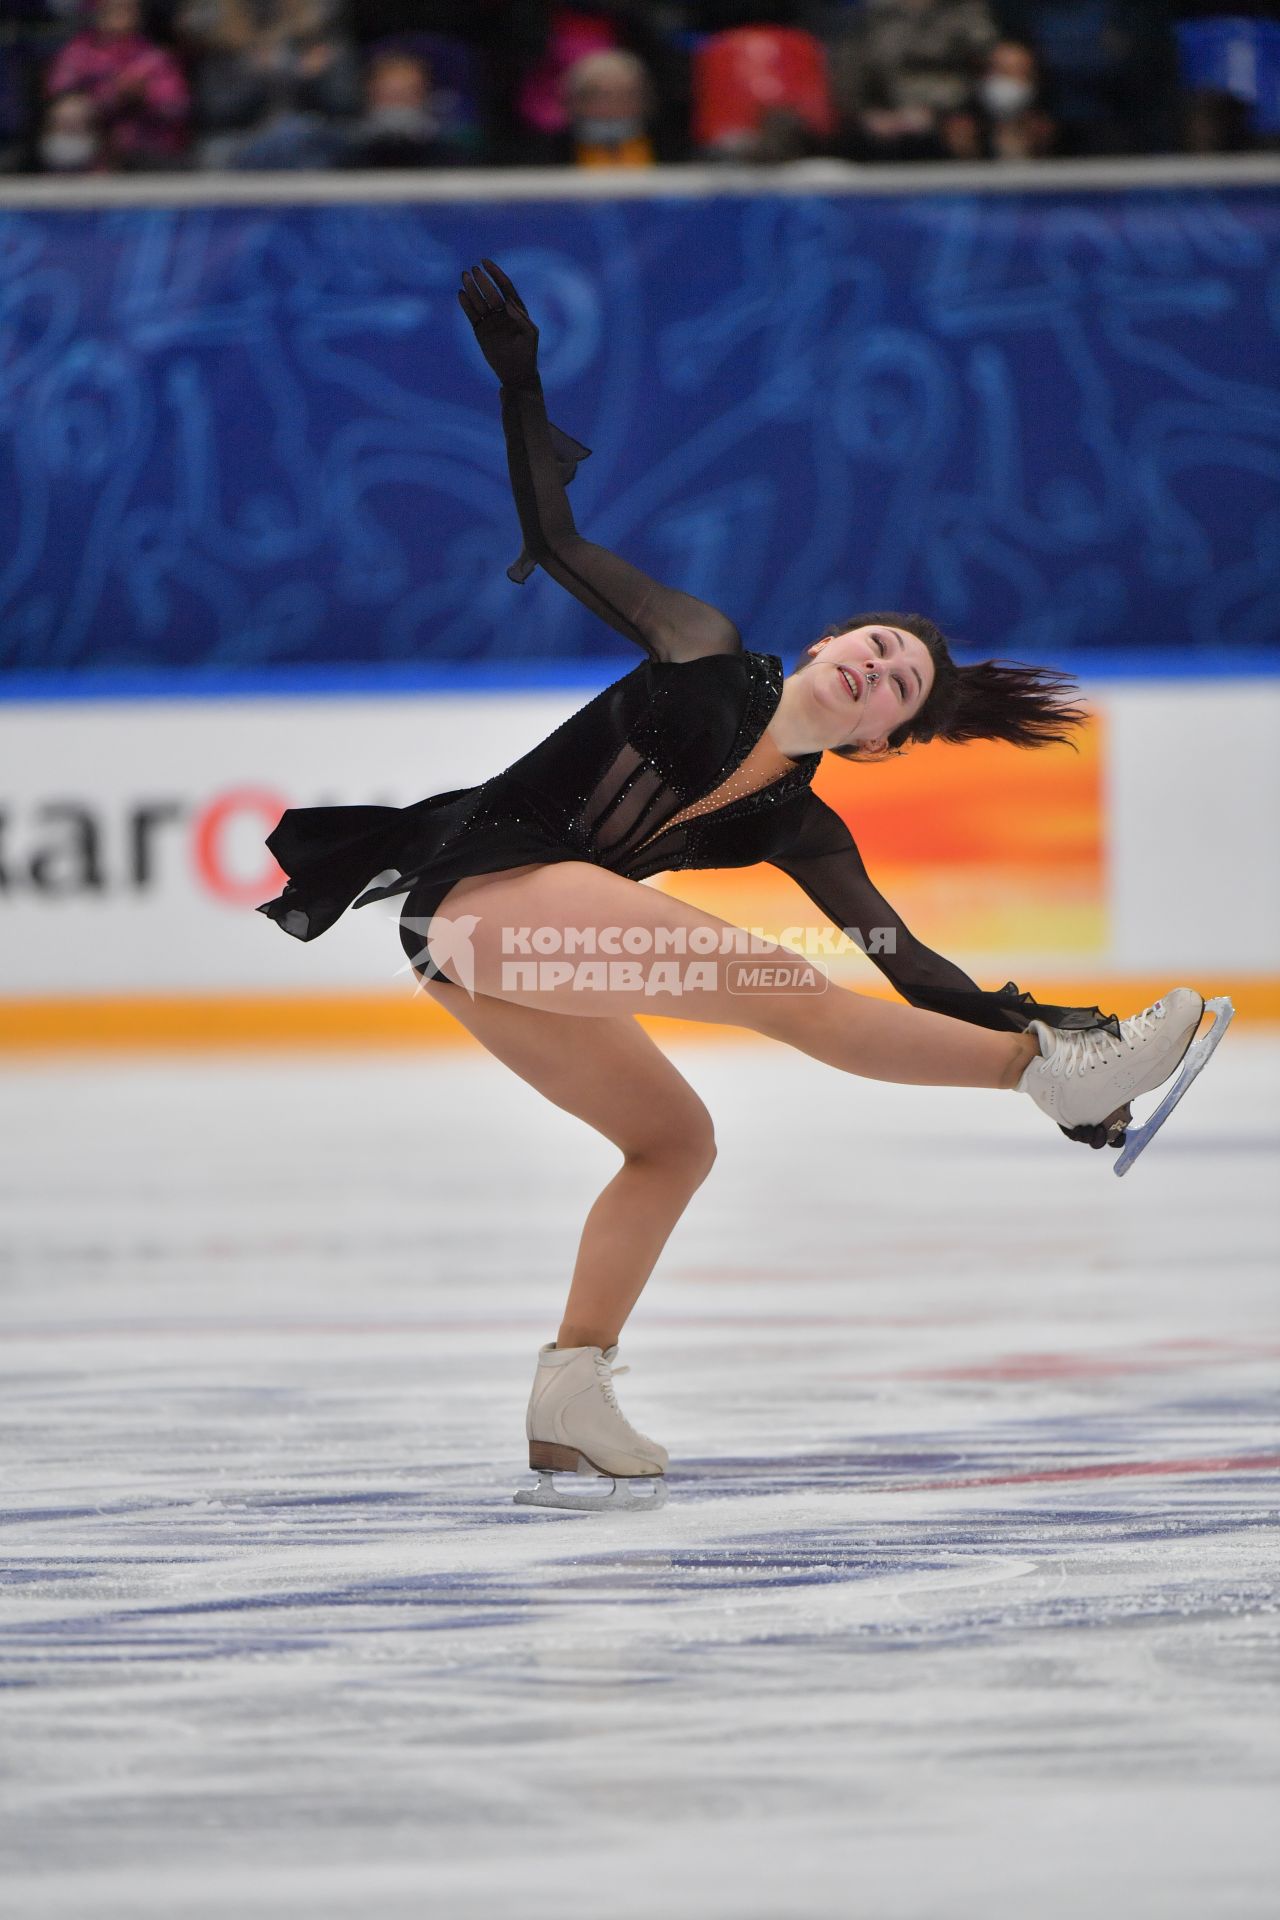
[258,369,1115,1041]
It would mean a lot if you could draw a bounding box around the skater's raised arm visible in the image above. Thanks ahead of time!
[773,794,1118,1037]
[459,260,741,666]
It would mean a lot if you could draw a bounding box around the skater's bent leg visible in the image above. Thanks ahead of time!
[414,974,715,1349]
[558,1143,714,1350]
[425,863,1037,1091]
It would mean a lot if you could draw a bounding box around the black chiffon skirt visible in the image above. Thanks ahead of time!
[256,782,586,991]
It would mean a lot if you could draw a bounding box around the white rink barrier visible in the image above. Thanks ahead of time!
[0,678,1277,1039]
[0,690,572,997]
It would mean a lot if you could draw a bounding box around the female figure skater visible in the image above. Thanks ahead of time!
[259,260,1208,1511]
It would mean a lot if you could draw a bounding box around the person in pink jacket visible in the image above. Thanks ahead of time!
[45,0,190,170]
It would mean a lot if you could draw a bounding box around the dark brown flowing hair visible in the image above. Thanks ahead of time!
[793,611,1089,762]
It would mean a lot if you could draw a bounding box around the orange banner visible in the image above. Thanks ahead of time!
[658,713,1106,974]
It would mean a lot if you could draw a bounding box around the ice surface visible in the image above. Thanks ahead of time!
[1,1033,1278,1918]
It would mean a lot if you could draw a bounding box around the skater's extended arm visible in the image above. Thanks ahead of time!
[459,260,741,666]
[772,795,1119,1037]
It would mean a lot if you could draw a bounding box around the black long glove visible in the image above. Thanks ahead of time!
[458,258,541,391]
[458,256,593,584]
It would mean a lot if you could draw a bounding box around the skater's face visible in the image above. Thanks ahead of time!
[793,625,935,752]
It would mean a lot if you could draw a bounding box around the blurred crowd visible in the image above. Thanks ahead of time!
[1,2,1276,180]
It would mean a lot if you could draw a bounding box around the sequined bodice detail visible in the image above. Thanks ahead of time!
[557,657,820,877]
[634,730,798,848]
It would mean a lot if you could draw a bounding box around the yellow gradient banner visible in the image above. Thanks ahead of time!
[659,714,1106,978]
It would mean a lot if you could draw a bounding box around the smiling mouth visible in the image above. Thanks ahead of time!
[836,664,862,702]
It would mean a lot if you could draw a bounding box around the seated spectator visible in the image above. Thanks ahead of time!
[826,0,1000,163]
[174,0,361,168]
[512,7,622,161]
[44,0,190,170]
[561,49,657,168]
[354,33,489,163]
[995,2,1178,156]
[35,86,104,171]
[945,37,1060,159]
[343,3,537,165]
[503,5,685,167]
[341,49,466,170]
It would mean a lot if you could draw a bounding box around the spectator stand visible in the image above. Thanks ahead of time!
[5,4,1280,177]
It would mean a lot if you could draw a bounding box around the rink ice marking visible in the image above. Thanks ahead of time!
[3,1433,1274,1638]
[883,1450,1280,1490]
[0,1525,1258,1655]
[4,1535,1273,1682]
[2,1446,1274,1557]
[0,1050,1275,1906]
[891,1339,1280,1376]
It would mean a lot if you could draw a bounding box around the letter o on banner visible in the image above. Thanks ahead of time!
[194,788,290,904]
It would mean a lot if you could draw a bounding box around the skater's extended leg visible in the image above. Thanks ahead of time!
[423,861,1036,1090]
[415,972,715,1349]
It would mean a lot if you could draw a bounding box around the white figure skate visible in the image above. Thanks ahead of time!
[1112,996,1234,1175]
[513,1342,668,1513]
[1017,988,1233,1172]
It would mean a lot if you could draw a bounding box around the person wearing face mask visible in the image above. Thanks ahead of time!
[973,38,1059,161]
[560,49,657,169]
[340,50,467,171]
[36,89,105,173]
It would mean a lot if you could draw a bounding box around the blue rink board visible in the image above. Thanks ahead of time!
[0,183,1277,682]
[2,646,1280,704]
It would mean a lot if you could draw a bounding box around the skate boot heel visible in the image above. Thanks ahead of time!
[529,1440,586,1474]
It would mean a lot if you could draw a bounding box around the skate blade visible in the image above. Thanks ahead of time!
[513,1468,667,1513]
[1113,995,1234,1177]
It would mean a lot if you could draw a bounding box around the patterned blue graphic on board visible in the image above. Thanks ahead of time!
[0,188,1276,676]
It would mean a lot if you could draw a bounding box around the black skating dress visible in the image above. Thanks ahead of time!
[257,374,1114,1041]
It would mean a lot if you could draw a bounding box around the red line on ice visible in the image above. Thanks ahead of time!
[895,1453,1280,1492]
[879,1343,1280,1382]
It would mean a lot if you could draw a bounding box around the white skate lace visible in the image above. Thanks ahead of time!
[1044,1000,1166,1079]
[594,1355,643,1433]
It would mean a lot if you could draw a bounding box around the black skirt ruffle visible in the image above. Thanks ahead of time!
[256,788,479,942]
